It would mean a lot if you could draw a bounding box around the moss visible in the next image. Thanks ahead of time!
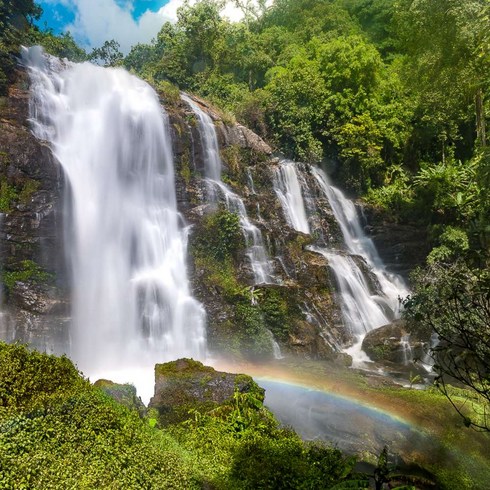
[180,148,192,184]
[368,344,391,361]
[262,288,291,342]
[155,359,215,378]
[18,178,40,204]
[156,79,181,107]
[3,259,53,291]
[221,145,241,179]
[0,173,40,212]
[287,233,314,261]
[0,176,18,212]
[195,208,244,263]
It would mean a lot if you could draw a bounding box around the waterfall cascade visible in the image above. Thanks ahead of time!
[23,47,206,390]
[273,159,310,234]
[312,167,409,364]
[275,160,408,364]
[182,94,275,285]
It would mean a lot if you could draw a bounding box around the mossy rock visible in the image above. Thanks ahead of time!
[149,358,264,425]
[93,379,146,417]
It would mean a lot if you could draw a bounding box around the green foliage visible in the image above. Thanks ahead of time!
[169,386,356,490]
[3,260,52,291]
[26,30,87,62]
[365,165,416,221]
[198,208,243,261]
[234,301,271,358]
[0,343,83,410]
[427,226,469,265]
[118,0,489,240]
[0,343,197,489]
[0,0,41,95]
[404,262,490,431]
[0,176,18,213]
[261,288,290,341]
[89,39,123,67]
[156,79,181,106]
[414,158,479,223]
[231,431,354,489]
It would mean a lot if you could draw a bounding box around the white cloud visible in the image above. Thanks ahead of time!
[61,0,169,54]
[56,0,270,54]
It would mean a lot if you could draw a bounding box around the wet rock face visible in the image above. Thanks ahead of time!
[167,98,348,360]
[148,358,264,425]
[361,206,429,279]
[362,320,429,364]
[0,70,68,351]
[1,71,426,364]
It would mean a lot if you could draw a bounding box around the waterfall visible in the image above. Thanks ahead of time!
[23,47,206,387]
[309,167,409,365]
[182,94,275,285]
[312,167,407,306]
[273,159,310,234]
[399,334,413,365]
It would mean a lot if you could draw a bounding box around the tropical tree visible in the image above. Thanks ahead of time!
[404,261,490,432]
[0,0,41,93]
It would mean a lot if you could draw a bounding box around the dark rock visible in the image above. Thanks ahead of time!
[94,379,147,417]
[362,205,429,279]
[148,358,264,425]
[0,70,68,351]
[362,320,429,364]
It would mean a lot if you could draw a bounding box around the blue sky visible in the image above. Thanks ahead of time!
[36,1,245,54]
[37,1,166,33]
[36,1,178,53]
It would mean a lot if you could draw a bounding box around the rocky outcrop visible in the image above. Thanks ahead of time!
[0,70,68,352]
[94,379,146,417]
[362,320,430,364]
[362,206,429,279]
[148,358,264,425]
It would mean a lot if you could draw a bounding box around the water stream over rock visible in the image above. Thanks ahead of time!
[182,94,275,285]
[23,47,206,381]
[273,159,310,234]
[274,159,409,364]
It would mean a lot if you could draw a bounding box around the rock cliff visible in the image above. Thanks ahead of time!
[0,69,428,363]
[0,70,68,352]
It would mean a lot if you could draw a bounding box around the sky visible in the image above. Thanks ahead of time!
[37,0,247,54]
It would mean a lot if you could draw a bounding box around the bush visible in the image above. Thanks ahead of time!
[0,342,197,489]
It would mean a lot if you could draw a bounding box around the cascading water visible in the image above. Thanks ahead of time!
[399,334,413,365]
[182,94,275,285]
[310,166,409,365]
[23,47,206,397]
[273,159,310,234]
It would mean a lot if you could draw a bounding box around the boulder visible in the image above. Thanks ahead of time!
[94,379,146,417]
[362,320,429,364]
[148,358,264,425]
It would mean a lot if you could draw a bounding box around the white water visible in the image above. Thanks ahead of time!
[309,167,409,366]
[274,159,310,234]
[24,47,206,388]
[399,334,413,365]
[181,94,221,202]
[182,94,275,284]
